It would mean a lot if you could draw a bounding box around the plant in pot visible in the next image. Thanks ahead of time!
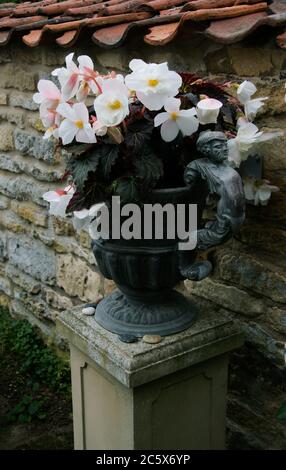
[34,54,279,338]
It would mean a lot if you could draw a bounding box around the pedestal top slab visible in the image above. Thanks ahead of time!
[57,296,243,388]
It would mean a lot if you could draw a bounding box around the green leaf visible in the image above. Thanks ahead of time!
[125,119,153,152]
[100,144,119,180]
[28,402,40,415]
[276,401,286,421]
[115,178,139,204]
[133,148,163,189]
[66,149,100,189]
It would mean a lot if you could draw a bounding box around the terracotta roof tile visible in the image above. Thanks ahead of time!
[56,29,81,46]
[0,0,285,48]
[22,29,44,46]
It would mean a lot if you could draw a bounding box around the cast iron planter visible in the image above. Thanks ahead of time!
[92,186,205,337]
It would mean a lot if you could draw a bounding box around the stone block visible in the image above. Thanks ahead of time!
[0,275,12,296]
[56,254,101,302]
[227,47,282,77]
[265,307,286,336]
[242,321,285,367]
[185,278,265,318]
[0,153,21,173]
[0,64,36,91]
[0,210,29,234]
[0,49,11,64]
[237,222,286,256]
[5,263,41,294]
[14,129,60,164]
[53,216,75,236]
[0,92,7,105]
[0,194,9,210]
[0,170,59,206]
[0,124,14,151]
[11,200,48,227]
[8,235,56,285]
[11,299,54,338]
[0,231,7,261]
[0,293,10,309]
[27,115,45,132]
[1,153,64,182]
[9,91,39,111]
[216,249,286,304]
[42,287,73,311]
[0,107,25,128]
[14,288,54,322]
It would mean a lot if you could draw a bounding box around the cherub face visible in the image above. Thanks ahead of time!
[208,139,228,162]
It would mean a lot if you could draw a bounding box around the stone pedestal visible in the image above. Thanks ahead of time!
[57,298,243,450]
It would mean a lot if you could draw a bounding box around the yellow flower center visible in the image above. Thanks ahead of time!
[170,112,178,120]
[108,100,122,110]
[148,79,159,87]
[75,120,84,129]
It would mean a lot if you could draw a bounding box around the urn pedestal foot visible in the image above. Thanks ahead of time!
[94,290,197,337]
[57,300,243,450]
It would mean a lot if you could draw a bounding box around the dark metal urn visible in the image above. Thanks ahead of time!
[92,131,245,337]
[92,185,204,337]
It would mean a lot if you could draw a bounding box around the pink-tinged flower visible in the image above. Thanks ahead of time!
[237,80,268,121]
[93,78,129,127]
[76,55,103,101]
[43,186,75,217]
[33,79,62,107]
[196,98,223,125]
[154,97,199,142]
[243,177,279,206]
[125,59,182,111]
[57,102,96,145]
[52,53,80,101]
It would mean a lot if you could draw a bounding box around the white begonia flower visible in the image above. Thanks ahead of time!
[33,80,63,136]
[52,52,81,101]
[196,98,223,125]
[243,177,279,206]
[228,121,281,167]
[228,122,263,167]
[92,120,108,136]
[57,102,96,145]
[154,97,199,142]
[33,79,62,108]
[73,203,106,232]
[43,186,75,217]
[237,80,268,121]
[93,78,129,127]
[125,59,182,111]
[76,55,102,101]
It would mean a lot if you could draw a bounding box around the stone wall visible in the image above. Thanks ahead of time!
[0,32,285,447]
